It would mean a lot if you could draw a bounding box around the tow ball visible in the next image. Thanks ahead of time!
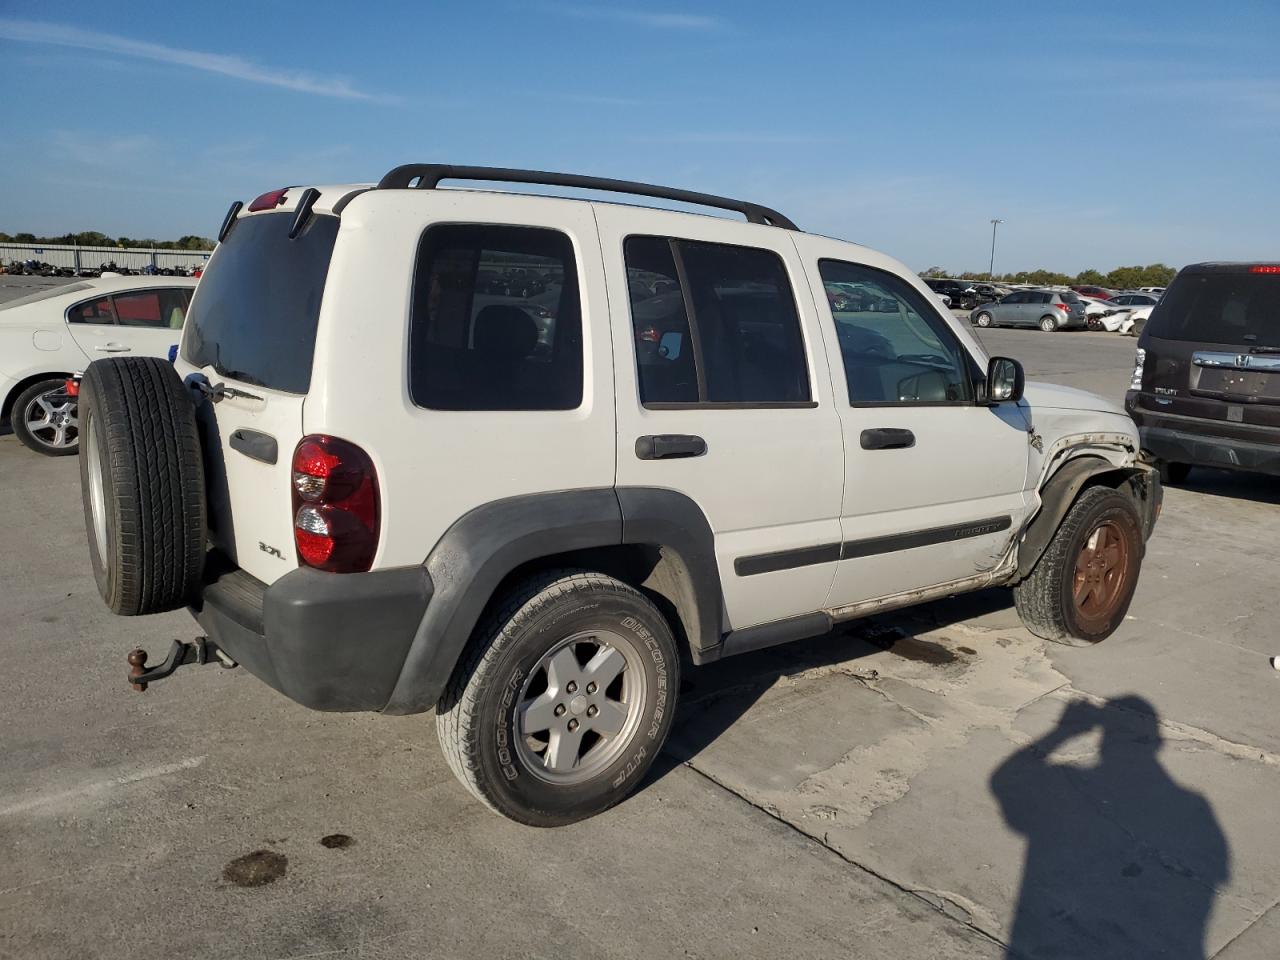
[127,638,237,691]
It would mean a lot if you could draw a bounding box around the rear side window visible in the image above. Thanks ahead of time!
[182,212,339,393]
[113,289,191,329]
[624,236,810,406]
[68,296,115,324]
[1148,272,1280,345]
[410,224,581,410]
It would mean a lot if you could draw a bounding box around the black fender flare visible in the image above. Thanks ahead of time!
[1014,456,1160,581]
[382,487,721,715]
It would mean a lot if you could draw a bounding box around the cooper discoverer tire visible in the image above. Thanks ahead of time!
[1013,485,1143,645]
[79,357,206,616]
[436,570,680,826]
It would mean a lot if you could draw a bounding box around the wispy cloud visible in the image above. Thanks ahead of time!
[544,4,721,30]
[638,131,825,145]
[0,19,388,101]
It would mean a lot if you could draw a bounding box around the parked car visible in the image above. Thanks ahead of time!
[1110,293,1160,308]
[1071,285,1115,300]
[0,276,195,455]
[1076,296,1132,332]
[1137,286,1166,295]
[970,289,1088,331]
[972,283,1007,303]
[77,165,1160,826]
[1119,305,1153,337]
[924,278,978,309]
[1127,262,1280,481]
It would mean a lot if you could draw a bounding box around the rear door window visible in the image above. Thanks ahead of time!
[1149,272,1280,345]
[182,212,339,393]
[113,289,191,329]
[409,224,582,410]
[623,236,810,406]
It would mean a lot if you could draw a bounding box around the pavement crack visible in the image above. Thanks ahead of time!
[1210,894,1280,959]
[1049,689,1280,767]
[678,760,1010,951]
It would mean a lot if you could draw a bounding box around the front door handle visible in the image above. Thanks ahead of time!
[860,428,915,450]
[635,434,707,460]
[94,343,131,353]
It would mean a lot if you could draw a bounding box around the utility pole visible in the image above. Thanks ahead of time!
[989,219,1004,279]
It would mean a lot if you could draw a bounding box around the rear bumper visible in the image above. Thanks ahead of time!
[1127,394,1280,476]
[190,560,433,712]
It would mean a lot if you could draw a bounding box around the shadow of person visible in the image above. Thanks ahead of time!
[991,696,1230,959]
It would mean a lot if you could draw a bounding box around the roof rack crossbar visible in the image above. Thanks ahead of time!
[375,164,798,231]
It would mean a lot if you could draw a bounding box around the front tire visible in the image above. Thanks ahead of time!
[12,379,79,456]
[437,570,680,826]
[975,312,993,328]
[1013,486,1143,645]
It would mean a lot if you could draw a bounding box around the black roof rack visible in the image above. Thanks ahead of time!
[376,164,798,231]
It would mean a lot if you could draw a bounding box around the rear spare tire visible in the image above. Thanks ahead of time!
[79,357,206,616]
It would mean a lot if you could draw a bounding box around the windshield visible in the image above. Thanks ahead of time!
[182,212,339,392]
[1148,272,1280,346]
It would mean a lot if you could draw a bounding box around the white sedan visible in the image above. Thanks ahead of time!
[1078,296,1133,332]
[1120,306,1153,337]
[0,276,196,455]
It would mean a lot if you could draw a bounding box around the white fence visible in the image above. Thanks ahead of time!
[0,242,211,272]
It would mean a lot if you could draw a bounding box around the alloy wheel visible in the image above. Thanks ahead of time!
[23,389,78,451]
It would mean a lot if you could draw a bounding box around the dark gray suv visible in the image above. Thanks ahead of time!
[970,289,1087,332]
[1126,262,1280,481]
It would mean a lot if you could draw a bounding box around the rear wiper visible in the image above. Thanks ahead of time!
[1249,346,1280,354]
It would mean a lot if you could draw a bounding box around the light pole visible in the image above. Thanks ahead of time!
[989,218,1004,279]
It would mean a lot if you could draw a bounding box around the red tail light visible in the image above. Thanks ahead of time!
[291,435,379,572]
[65,378,80,397]
[248,188,289,212]
[637,326,660,343]
[1250,265,1280,274]
[1056,302,1070,312]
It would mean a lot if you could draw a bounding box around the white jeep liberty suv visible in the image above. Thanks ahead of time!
[77,165,1160,825]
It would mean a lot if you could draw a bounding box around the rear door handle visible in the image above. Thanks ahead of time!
[635,434,707,460]
[860,428,915,450]
[95,343,131,353]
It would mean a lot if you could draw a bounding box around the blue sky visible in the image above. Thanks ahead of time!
[1,0,1277,273]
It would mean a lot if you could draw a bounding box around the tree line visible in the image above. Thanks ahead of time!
[0,230,215,251]
[920,263,1178,289]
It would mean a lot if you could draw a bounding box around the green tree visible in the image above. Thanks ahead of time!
[1075,269,1105,286]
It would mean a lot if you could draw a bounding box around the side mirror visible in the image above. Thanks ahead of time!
[984,356,1024,403]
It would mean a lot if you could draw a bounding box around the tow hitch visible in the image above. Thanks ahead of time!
[127,638,237,691]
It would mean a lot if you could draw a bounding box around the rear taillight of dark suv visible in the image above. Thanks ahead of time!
[291,435,380,572]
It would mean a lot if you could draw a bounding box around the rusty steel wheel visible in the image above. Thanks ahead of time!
[1014,486,1144,645]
